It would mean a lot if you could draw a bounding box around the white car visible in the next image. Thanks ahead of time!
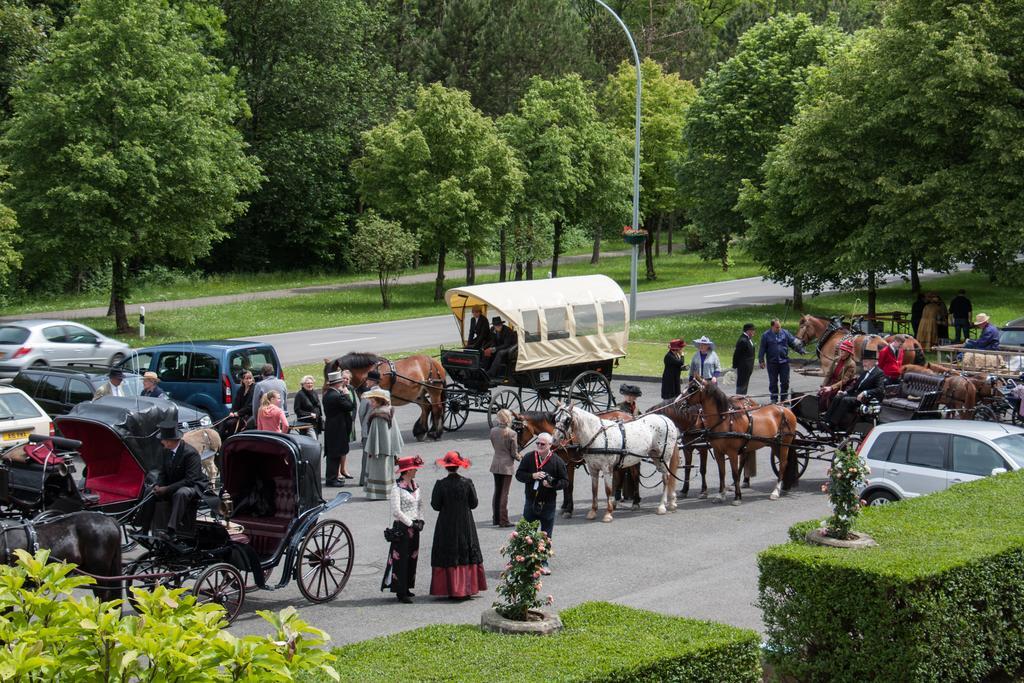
[0,320,131,379]
[857,420,1024,505]
[0,384,51,447]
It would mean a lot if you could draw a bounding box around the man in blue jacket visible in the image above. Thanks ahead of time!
[963,313,1000,351]
[758,318,805,403]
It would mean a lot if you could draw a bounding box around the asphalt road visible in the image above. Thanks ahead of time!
[250,275,796,367]
[224,371,829,645]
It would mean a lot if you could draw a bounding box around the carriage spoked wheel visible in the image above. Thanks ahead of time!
[120,524,139,553]
[567,371,613,411]
[442,388,470,432]
[487,389,522,428]
[192,563,246,623]
[124,553,188,613]
[770,445,810,480]
[521,388,556,413]
[296,519,354,603]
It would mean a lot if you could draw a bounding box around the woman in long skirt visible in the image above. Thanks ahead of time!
[363,388,404,500]
[429,451,487,599]
[382,456,424,603]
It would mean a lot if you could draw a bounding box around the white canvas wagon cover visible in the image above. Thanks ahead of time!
[445,275,629,371]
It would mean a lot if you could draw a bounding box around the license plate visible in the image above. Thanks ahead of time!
[2,431,30,442]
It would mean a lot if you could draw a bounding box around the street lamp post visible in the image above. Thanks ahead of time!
[592,0,641,321]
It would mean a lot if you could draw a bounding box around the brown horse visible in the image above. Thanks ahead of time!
[899,364,978,418]
[685,378,797,505]
[514,408,636,518]
[647,395,760,499]
[796,314,924,377]
[324,352,446,441]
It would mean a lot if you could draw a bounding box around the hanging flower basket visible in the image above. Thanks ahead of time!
[622,226,647,246]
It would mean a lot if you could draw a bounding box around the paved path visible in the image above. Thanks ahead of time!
[0,251,631,322]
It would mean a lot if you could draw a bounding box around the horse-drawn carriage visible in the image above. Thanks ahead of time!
[440,275,630,430]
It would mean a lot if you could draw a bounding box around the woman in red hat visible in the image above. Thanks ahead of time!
[382,456,424,604]
[661,339,686,399]
[429,451,487,599]
[818,338,857,413]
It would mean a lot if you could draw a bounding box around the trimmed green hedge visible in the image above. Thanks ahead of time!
[759,470,1024,683]
[331,602,761,682]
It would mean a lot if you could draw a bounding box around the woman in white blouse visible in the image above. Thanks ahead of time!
[381,456,425,603]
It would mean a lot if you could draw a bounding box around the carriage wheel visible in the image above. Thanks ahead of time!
[124,553,188,613]
[521,388,556,413]
[487,389,523,428]
[120,524,139,553]
[192,563,246,623]
[974,404,999,422]
[770,446,810,479]
[296,519,354,603]
[568,371,612,411]
[442,388,469,432]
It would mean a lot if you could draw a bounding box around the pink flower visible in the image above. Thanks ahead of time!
[510,532,518,539]
[537,542,546,552]
[516,555,525,562]
[525,537,533,545]
[546,595,554,605]
[535,582,542,590]
[505,562,512,569]
[820,484,828,493]
[532,571,540,579]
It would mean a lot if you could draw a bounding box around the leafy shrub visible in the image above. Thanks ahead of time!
[819,444,870,539]
[493,518,553,620]
[759,470,1024,682]
[0,549,339,682]
[333,601,761,682]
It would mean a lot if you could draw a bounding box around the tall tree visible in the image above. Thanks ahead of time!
[601,57,696,264]
[678,13,846,269]
[501,74,628,278]
[212,0,401,270]
[353,84,521,300]
[0,2,51,119]
[2,0,260,331]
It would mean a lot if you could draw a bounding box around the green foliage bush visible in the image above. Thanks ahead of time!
[759,470,1024,683]
[0,549,338,682]
[332,601,761,682]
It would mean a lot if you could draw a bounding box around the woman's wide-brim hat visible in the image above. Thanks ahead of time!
[326,370,343,384]
[619,383,642,397]
[143,371,159,382]
[668,339,685,351]
[363,387,391,403]
[436,450,471,469]
[693,336,715,348]
[396,456,424,473]
[974,312,990,326]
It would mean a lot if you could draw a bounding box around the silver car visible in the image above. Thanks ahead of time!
[858,420,1024,505]
[0,320,131,380]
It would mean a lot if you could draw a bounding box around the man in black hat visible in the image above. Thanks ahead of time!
[94,368,127,399]
[826,349,887,429]
[732,323,756,395]
[484,317,517,379]
[613,384,643,508]
[137,421,207,539]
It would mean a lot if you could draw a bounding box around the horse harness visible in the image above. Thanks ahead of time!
[0,518,39,564]
[562,409,675,470]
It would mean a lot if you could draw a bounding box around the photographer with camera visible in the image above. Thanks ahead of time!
[514,432,567,575]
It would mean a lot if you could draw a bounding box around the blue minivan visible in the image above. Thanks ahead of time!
[120,340,282,420]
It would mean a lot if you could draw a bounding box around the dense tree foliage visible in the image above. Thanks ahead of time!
[741,0,1024,310]
[353,84,521,300]
[2,0,260,329]
[679,13,846,269]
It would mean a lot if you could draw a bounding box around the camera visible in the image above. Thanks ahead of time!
[544,474,556,486]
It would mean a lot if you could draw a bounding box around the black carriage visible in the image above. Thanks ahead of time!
[125,431,353,622]
[440,275,630,430]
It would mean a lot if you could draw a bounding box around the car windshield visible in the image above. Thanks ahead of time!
[0,393,42,421]
[0,326,30,345]
[994,435,1024,468]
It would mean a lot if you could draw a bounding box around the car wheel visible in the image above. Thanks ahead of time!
[110,353,125,367]
[30,360,46,368]
[865,490,898,506]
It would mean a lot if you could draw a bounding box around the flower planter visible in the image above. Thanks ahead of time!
[805,527,877,549]
[623,233,647,246]
[480,607,563,636]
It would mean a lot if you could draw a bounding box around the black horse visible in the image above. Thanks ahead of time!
[1,511,122,601]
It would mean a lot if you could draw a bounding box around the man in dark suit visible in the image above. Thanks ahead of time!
[485,317,517,378]
[827,349,887,430]
[137,421,207,538]
[732,323,756,395]
[466,306,490,350]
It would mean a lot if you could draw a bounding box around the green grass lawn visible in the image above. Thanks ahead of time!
[70,250,764,347]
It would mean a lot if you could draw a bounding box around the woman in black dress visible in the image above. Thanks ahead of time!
[293,375,324,439]
[429,451,487,599]
[661,339,686,399]
[382,456,425,603]
[221,370,255,436]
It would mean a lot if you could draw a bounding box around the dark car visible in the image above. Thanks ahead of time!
[10,365,212,429]
[118,341,282,420]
